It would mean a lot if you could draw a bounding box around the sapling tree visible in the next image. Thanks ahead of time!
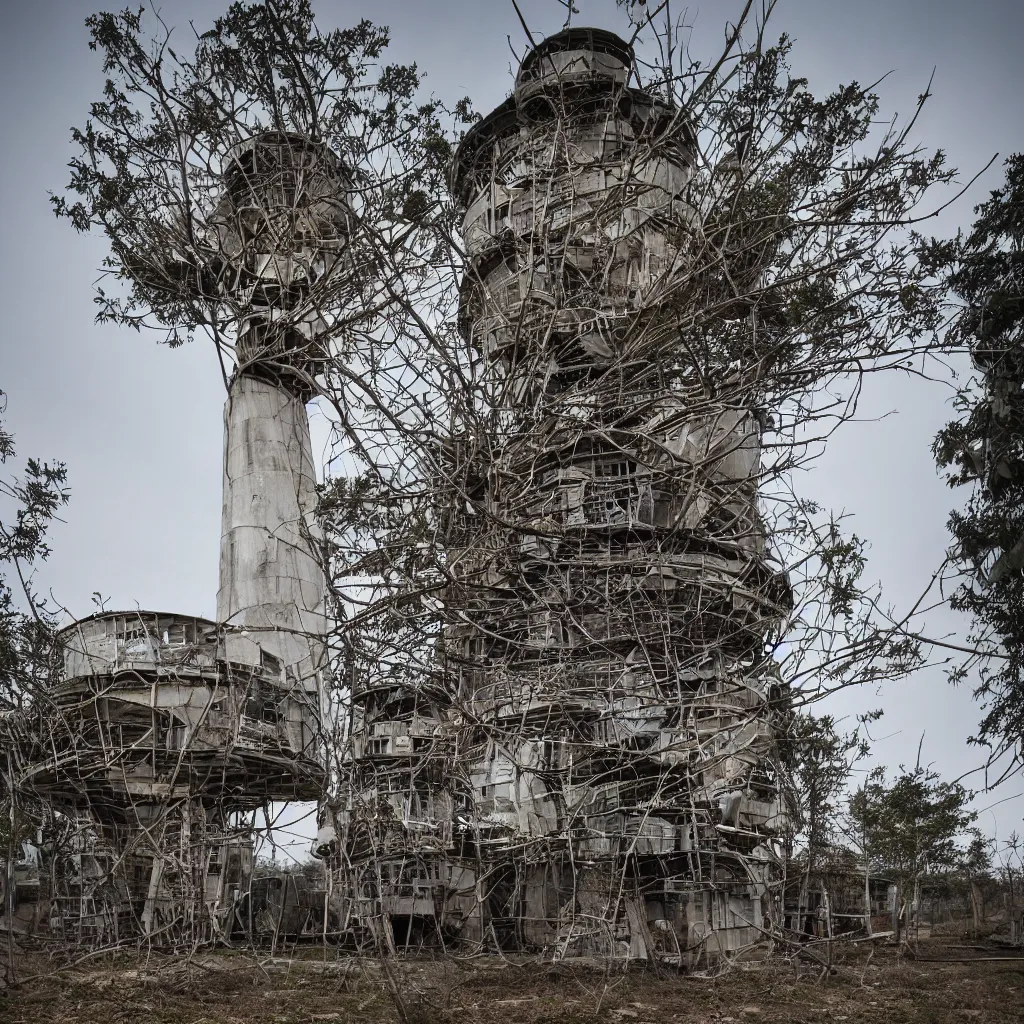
[0,391,68,730]
[784,710,877,936]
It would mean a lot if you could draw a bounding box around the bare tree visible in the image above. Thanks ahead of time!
[318,0,962,966]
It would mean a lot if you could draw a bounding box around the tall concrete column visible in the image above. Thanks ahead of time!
[217,374,325,686]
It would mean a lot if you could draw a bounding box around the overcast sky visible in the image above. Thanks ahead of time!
[2,0,1023,849]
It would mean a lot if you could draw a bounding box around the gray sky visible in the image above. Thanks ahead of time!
[2,0,1023,847]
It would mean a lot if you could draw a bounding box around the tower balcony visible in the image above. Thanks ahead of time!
[25,610,324,808]
[514,27,632,102]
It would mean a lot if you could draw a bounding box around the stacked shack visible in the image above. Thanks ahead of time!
[329,27,790,965]
[439,27,790,962]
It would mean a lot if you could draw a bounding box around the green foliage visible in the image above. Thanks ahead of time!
[785,710,876,861]
[0,391,68,715]
[0,391,69,874]
[930,154,1024,763]
[849,765,977,887]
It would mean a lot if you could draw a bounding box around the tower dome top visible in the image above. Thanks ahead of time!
[223,131,347,184]
[515,27,634,94]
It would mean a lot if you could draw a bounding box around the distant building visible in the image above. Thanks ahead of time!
[783,847,892,937]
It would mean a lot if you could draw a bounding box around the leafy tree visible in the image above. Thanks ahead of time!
[52,1,466,358]
[959,830,996,935]
[0,391,68,980]
[785,711,876,935]
[931,154,1024,768]
[849,765,977,942]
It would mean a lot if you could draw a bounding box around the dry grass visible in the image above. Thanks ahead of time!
[1,941,1020,1024]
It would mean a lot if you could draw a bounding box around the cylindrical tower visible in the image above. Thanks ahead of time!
[21,132,348,944]
[215,132,348,687]
[447,28,790,964]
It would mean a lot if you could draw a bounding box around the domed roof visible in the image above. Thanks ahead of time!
[516,27,634,89]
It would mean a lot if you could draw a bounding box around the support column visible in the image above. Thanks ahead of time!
[217,374,326,685]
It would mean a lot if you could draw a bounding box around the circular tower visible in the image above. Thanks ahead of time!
[447,28,790,963]
[213,131,350,680]
[22,132,348,944]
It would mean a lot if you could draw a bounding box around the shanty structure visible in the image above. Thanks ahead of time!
[12,26,790,965]
[18,132,341,943]
[323,640,458,950]
[331,28,790,965]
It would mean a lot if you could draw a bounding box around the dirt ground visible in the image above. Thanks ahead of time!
[1,940,1021,1024]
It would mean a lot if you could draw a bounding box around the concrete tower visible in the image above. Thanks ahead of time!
[22,132,346,943]
[215,133,339,685]
[445,28,790,964]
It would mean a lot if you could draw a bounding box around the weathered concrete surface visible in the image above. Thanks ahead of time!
[217,374,326,684]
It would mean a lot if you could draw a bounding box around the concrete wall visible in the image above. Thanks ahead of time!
[217,374,326,686]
